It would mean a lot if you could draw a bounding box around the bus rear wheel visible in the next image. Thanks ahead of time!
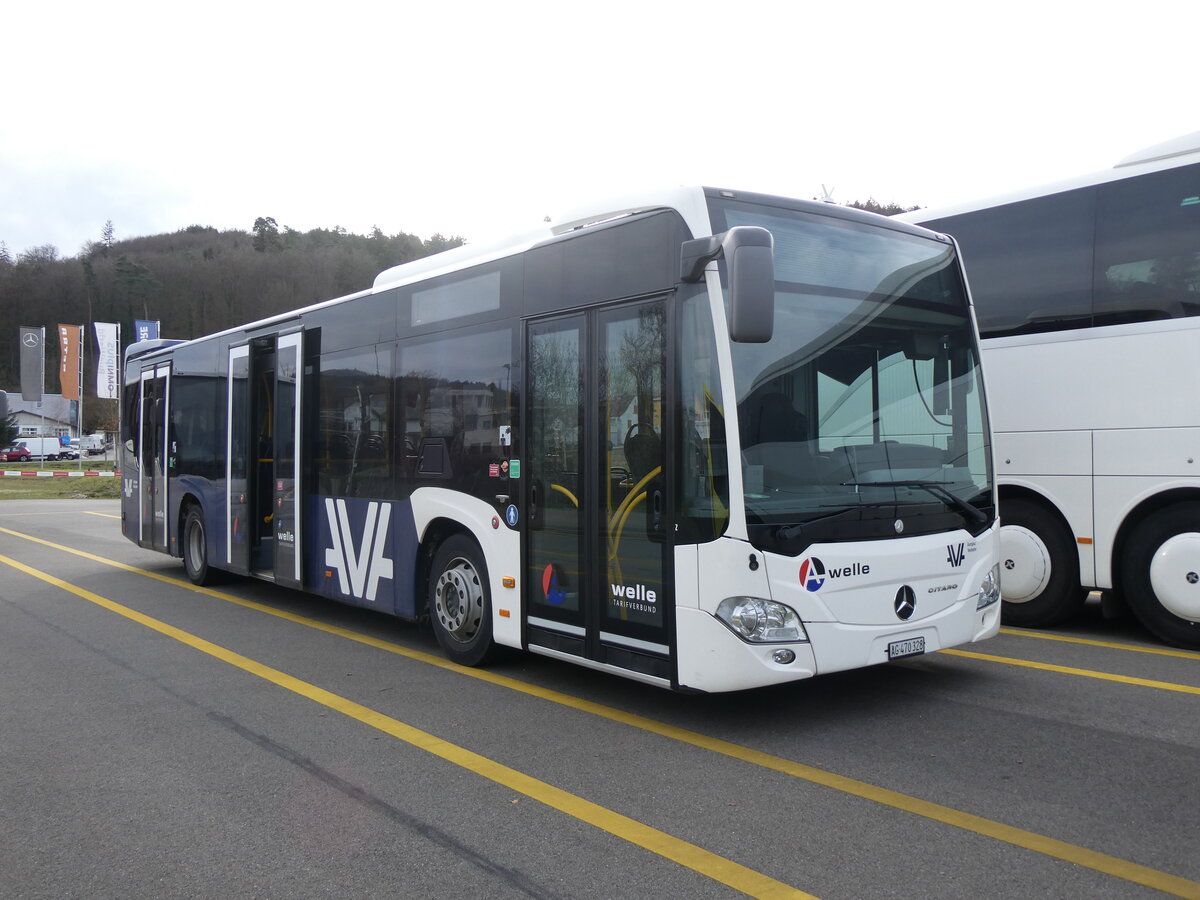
[428,535,497,667]
[998,498,1088,627]
[1121,503,1200,650]
[182,505,216,586]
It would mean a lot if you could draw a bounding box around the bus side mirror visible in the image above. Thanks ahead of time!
[680,226,775,343]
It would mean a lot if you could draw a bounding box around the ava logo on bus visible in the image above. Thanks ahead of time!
[324,498,394,602]
[798,556,870,592]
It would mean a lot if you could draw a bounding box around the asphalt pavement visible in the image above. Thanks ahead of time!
[1,499,1197,899]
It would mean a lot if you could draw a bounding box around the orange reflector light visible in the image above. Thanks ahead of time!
[499,609,511,618]
[502,576,516,588]
[1077,537,1093,545]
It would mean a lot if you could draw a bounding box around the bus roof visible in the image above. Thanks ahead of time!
[129,185,942,364]
[899,132,1200,224]
[372,185,716,292]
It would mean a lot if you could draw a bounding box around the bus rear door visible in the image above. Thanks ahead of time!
[137,364,170,553]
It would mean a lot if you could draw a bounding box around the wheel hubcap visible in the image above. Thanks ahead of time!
[998,525,1050,603]
[434,558,483,643]
[1149,532,1200,621]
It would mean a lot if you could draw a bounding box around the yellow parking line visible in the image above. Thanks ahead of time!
[0,550,810,900]
[3,525,1199,898]
[942,649,1200,696]
[999,627,1200,661]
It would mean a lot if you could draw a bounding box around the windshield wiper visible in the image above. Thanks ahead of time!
[841,480,990,527]
[773,499,901,542]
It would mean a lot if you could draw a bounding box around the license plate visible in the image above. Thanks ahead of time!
[887,636,925,660]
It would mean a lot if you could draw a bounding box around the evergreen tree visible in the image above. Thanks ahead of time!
[252,216,282,252]
[1,412,17,448]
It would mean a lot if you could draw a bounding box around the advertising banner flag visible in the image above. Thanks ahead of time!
[58,324,82,401]
[134,319,160,342]
[19,326,44,401]
[95,322,120,400]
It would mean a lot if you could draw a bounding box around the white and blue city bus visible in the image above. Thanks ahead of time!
[120,188,1000,692]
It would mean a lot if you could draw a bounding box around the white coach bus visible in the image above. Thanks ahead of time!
[901,134,1200,649]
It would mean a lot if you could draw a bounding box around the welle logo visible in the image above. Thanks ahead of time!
[799,556,871,592]
[324,498,394,602]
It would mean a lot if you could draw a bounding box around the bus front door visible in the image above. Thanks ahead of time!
[525,298,673,683]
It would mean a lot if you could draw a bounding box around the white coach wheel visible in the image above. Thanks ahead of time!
[998,524,1051,603]
[1148,531,1200,622]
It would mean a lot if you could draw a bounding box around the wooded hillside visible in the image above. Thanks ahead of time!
[0,219,462,430]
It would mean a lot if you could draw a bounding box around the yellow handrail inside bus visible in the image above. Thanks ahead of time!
[550,483,579,508]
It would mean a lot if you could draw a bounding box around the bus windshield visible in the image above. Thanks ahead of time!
[712,200,994,554]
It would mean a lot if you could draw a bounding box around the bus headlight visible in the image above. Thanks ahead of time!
[977,564,1001,610]
[716,597,808,643]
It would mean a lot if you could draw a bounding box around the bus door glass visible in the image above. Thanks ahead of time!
[273,332,303,588]
[138,364,170,552]
[226,345,250,574]
[598,301,669,664]
[525,298,671,677]
[526,315,585,652]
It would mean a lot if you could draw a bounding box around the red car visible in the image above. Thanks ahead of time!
[3,444,32,462]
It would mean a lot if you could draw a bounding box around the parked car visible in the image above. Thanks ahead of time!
[3,443,32,462]
[82,434,107,455]
[11,437,64,460]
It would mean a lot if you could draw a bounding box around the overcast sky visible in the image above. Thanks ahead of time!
[1,1,1194,258]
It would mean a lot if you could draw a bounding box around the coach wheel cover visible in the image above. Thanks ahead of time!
[998,524,1051,603]
[1149,531,1200,621]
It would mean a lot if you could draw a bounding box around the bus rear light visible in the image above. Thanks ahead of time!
[716,597,808,643]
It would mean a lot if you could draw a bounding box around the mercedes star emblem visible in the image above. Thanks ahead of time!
[22,331,40,347]
[894,585,916,620]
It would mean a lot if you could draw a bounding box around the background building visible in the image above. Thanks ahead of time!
[4,394,75,438]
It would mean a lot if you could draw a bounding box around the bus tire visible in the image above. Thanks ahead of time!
[998,498,1087,627]
[182,505,217,586]
[427,535,497,667]
[1120,503,1200,650]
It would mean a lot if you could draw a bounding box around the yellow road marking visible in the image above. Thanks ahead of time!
[942,649,1200,696]
[0,550,810,900]
[3,525,1200,898]
[999,627,1200,661]
[0,510,116,518]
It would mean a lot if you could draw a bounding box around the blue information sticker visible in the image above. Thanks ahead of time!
[505,504,519,527]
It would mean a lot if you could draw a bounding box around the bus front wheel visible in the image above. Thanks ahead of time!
[427,535,497,666]
[1121,503,1200,650]
[998,498,1087,627]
